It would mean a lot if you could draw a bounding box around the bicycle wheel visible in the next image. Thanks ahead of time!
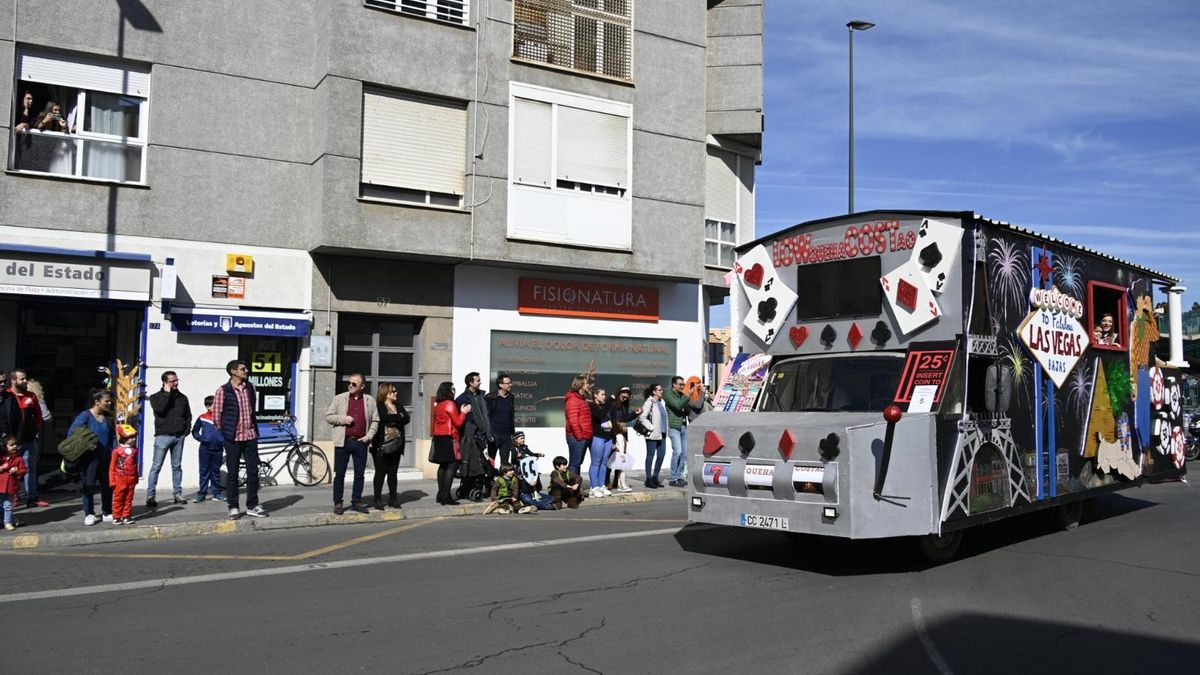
[287,442,331,486]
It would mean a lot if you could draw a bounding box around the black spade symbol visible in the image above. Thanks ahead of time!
[871,321,891,345]
[763,277,773,291]
[757,297,778,323]
[738,431,756,455]
[820,324,837,345]
[919,242,943,269]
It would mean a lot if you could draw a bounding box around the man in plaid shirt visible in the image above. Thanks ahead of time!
[212,360,268,520]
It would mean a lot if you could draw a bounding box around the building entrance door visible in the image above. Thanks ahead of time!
[336,316,420,467]
[15,303,142,477]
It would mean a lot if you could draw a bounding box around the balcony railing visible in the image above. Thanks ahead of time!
[10,130,144,184]
[365,0,469,26]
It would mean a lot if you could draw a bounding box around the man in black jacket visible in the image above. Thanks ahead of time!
[147,370,191,507]
[486,373,516,466]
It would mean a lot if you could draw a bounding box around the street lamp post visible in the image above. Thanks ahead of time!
[847,20,874,214]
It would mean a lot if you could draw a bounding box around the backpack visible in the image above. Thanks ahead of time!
[58,425,99,463]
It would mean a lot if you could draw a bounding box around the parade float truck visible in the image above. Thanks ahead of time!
[689,211,1189,562]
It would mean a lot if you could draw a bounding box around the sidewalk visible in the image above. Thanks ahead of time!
[0,474,686,550]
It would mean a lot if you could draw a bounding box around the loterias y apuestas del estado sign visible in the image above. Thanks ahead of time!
[518,277,658,322]
[170,310,310,337]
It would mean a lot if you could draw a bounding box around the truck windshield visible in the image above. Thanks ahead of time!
[760,355,904,413]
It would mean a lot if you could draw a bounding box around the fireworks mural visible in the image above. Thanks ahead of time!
[987,237,1029,324]
[1052,254,1084,298]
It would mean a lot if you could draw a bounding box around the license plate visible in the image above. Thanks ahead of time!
[741,513,789,531]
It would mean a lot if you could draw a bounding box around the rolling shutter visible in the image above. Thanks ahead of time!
[737,156,755,245]
[19,49,150,97]
[556,104,628,188]
[361,90,467,196]
[705,147,738,225]
[512,97,552,187]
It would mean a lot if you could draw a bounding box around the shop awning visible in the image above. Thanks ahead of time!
[170,307,311,337]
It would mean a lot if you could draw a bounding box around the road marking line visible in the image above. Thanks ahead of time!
[0,527,680,604]
[911,597,954,675]
[0,519,444,562]
[290,518,441,560]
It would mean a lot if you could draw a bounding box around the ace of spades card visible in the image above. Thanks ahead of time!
[735,244,797,346]
[909,217,963,294]
[880,259,941,336]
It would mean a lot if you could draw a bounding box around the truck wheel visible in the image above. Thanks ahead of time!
[916,530,963,564]
[1048,499,1087,531]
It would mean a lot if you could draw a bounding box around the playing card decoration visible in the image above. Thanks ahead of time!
[744,263,764,288]
[870,321,891,346]
[789,325,809,348]
[880,259,941,336]
[736,244,798,347]
[820,324,837,346]
[847,322,864,349]
[911,217,962,294]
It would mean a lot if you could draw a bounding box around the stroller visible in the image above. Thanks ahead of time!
[455,431,495,502]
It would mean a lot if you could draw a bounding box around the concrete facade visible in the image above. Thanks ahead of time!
[0,0,763,486]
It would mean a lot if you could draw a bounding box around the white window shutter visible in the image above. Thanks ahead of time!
[19,49,150,97]
[362,90,467,196]
[705,147,738,224]
[737,156,755,245]
[556,105,628,188]
[512,97,552,187]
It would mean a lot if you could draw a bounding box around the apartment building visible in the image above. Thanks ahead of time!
[0,0,763,484]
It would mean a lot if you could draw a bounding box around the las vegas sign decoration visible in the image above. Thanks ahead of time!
[1018,285,1090,388]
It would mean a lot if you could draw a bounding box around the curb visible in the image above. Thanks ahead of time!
[0,489,684,550]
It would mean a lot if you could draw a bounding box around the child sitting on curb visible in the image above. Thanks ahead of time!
[549,455,584,509]
[485,464,535,514]
[515,434,555,511]
[1,436,28,530]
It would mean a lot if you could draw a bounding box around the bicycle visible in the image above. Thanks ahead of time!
[237,417,331,487]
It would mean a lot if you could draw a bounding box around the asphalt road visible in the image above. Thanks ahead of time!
[2,481,1197,674]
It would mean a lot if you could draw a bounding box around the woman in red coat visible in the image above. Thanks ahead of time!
[431,381,469,505]
[563,374,593,478]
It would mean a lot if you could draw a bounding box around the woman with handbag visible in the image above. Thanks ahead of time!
[371,383,410,510]
[430,381,469,505]
[67,388,116,526]
[638,383,668,489]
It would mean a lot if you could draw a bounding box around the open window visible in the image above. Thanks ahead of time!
[1087,280,1127,351]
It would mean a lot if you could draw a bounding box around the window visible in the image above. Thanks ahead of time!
[365,0,469,26]
[760,355,905,413]
[705,147,738,267]
[1087,280,1127,351]
[10,48,150,184]
[795,257,884,320]
[705,146,755,268]
[508,83,632,248]
[361,89,468,208]
[513,0,633,80]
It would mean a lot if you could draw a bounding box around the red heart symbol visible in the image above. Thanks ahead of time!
[744,263,764,288]
[789,325,808,348]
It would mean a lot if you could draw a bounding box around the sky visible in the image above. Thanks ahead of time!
[717,0,1200,325]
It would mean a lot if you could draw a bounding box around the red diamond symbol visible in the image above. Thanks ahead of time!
[896,278,918,311]
[778,429,797,461]
[703,430,725,456]
[847,322,863,349]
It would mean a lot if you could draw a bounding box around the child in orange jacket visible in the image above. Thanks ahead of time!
[1,436,28,530]
[109,424,140,525]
